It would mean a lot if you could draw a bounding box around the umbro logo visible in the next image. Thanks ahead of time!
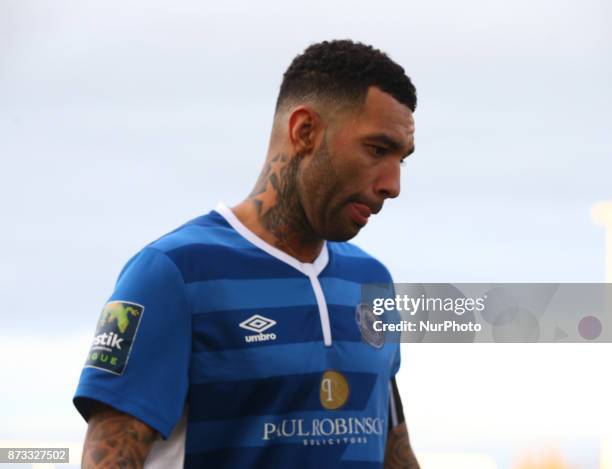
[240,314,276,333]
[240,314,277,343]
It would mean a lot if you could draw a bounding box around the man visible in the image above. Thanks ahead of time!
[74,39,419,468]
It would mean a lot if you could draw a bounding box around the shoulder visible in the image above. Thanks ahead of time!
[327,240,393,283]
[147,209,245,254]
[118,209,253,284]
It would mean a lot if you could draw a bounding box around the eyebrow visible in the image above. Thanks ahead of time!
[364,133,415,157]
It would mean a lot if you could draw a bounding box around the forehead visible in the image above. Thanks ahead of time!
[344,86,415,148]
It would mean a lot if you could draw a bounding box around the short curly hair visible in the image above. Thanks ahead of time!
[276,39,417,114]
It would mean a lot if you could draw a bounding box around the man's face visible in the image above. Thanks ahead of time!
[298,86,415,241]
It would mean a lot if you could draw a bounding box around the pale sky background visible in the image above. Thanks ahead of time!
[1,0,611,467]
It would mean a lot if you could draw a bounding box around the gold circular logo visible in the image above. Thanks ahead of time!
[320,371,350,410]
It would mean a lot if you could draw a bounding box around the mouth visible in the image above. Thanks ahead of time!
[347,202,374,226]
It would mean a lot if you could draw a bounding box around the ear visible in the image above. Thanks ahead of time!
[287,106,323,156]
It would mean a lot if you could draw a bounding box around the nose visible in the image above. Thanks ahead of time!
[373,160,401,200]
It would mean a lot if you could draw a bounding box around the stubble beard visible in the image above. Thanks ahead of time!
[299,137,360,242]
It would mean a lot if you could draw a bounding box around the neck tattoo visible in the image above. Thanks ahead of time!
[249,153,316,252]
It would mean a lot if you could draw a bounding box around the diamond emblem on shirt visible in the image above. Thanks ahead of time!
[239,314,277,333]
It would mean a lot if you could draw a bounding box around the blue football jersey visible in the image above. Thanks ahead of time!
[74,203,401,468]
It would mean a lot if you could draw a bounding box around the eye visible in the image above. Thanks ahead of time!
[368,145,389,157]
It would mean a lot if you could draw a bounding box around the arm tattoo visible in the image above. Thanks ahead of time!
[384,422,420,469]
[82,403,157,469]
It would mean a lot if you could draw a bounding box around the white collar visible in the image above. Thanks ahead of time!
[215,202,329,277]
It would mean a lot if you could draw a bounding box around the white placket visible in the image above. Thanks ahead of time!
[304,264,332,347]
